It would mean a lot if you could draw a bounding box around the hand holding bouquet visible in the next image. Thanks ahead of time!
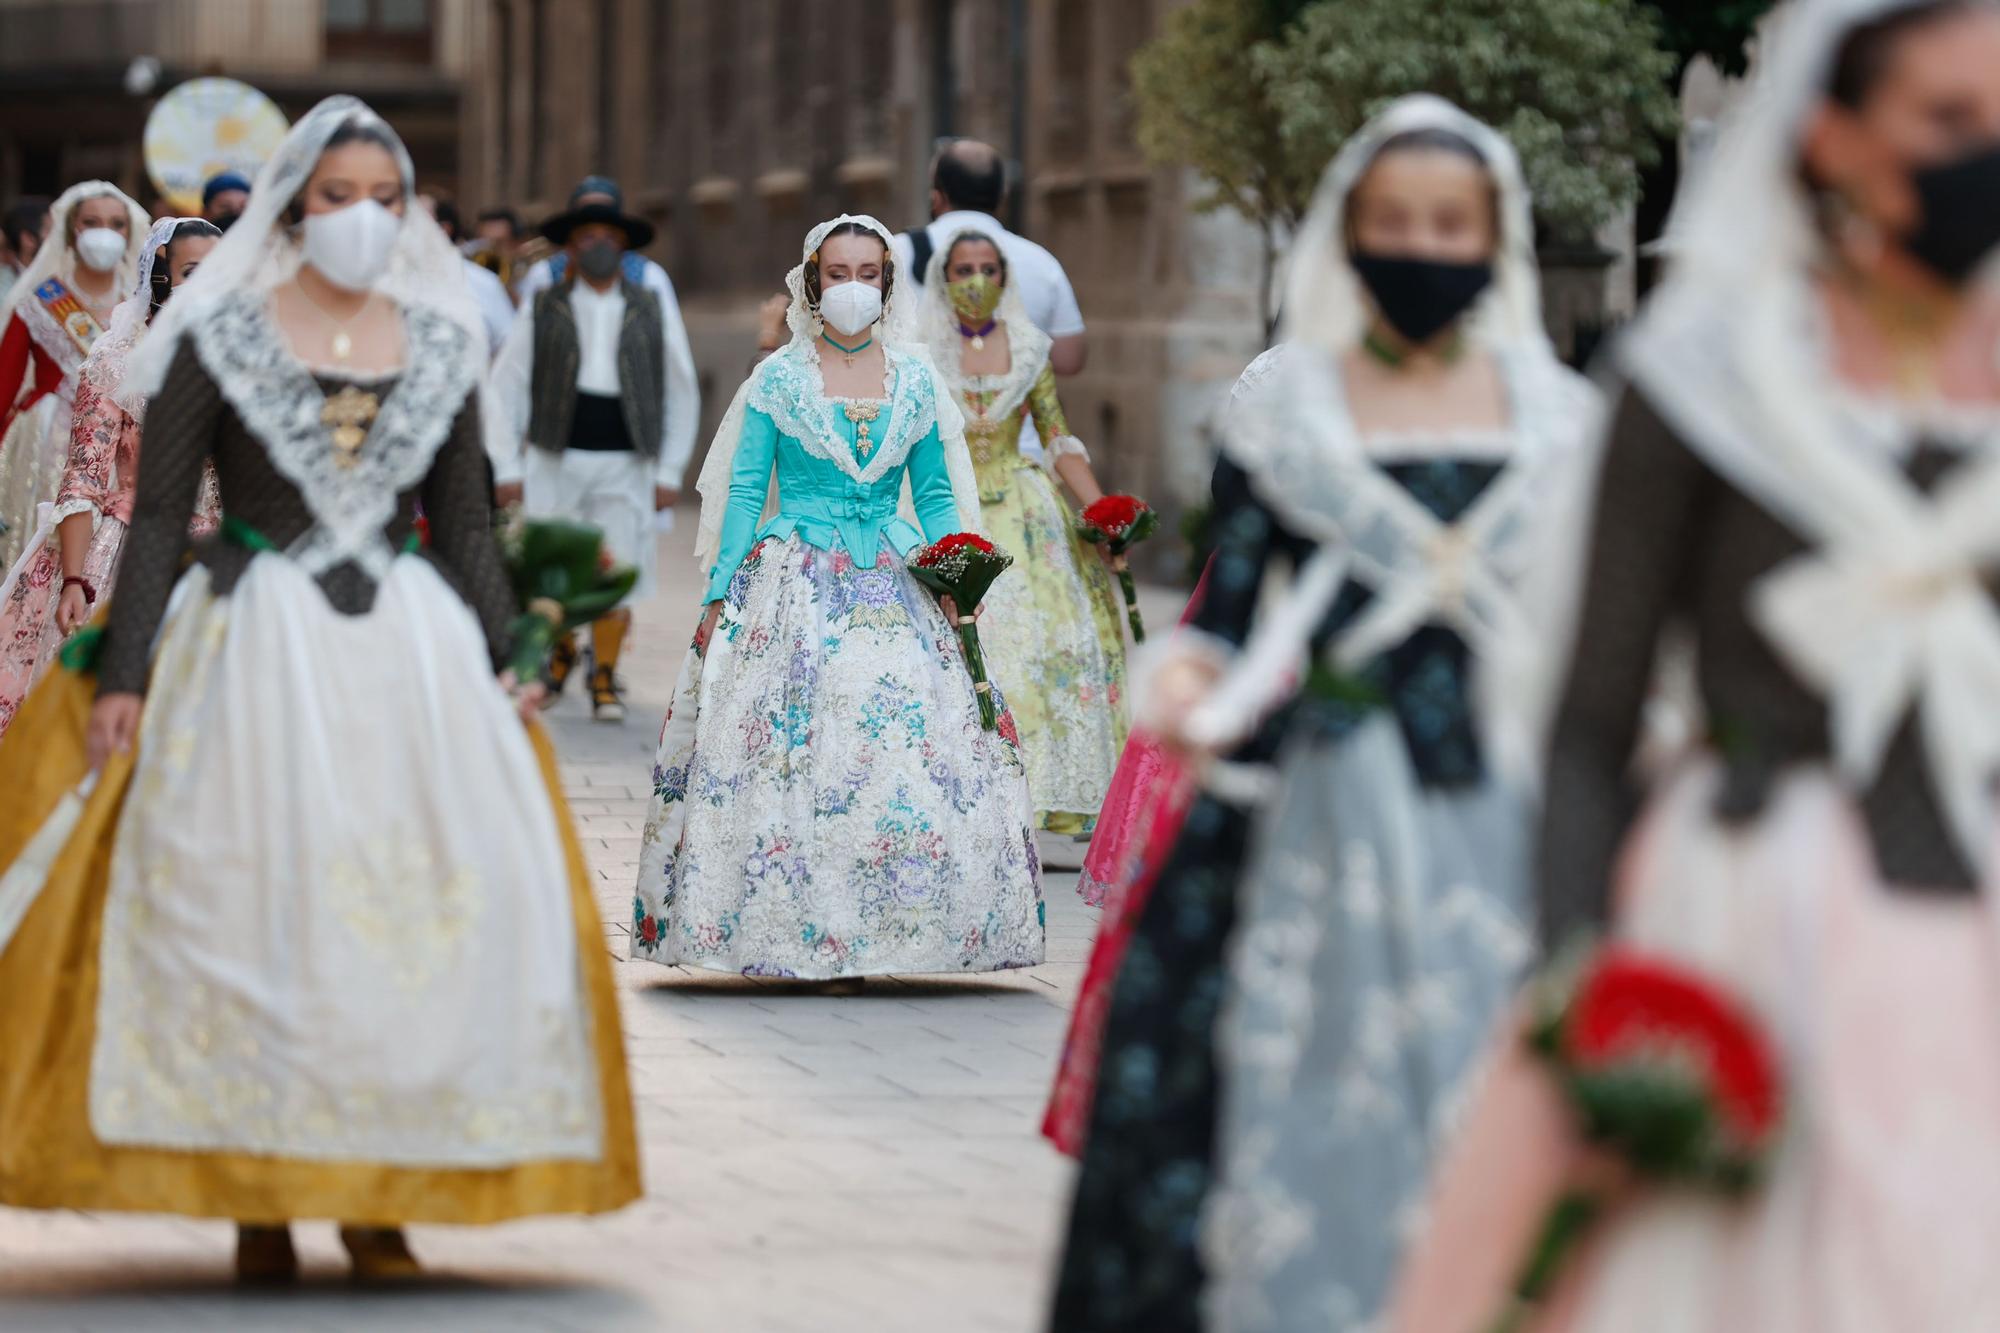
[1076,495,1158,641]
[1490,947,1783,1332]
[906,532,1014,730]
[499,517,639,684]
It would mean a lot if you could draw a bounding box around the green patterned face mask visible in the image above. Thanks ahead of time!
[947,273,1003,325]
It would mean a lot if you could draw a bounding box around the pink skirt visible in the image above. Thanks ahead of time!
[1075,563,1209,908]
[1389,761,2000,1333]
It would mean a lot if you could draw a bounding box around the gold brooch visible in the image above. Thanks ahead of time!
[842,400,882,458]
[322,384,381,469]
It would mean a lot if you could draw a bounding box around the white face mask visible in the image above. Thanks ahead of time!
[301,199,402,293]
[818,280,883,338]
[74,227,127,274]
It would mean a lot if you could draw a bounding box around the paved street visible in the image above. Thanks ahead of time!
[0,510,1178,1333]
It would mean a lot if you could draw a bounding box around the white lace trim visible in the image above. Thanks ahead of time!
[189,291,475,579]
[745,344,939,486]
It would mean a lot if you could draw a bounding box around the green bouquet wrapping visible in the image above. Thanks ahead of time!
[499,516,638,684]
[1076,495,1160,641]
[905,532,1015,730]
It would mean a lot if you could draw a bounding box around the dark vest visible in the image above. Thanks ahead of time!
[526,277,666,456]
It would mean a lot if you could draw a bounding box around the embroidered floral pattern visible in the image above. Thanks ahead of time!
[633,537,1043,979]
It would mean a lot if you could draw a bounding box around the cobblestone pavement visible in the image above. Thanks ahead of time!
[0,513,1180,1332]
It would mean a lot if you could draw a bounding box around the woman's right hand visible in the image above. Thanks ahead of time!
[55,584,91,635]
[1149,652,1224,758]
[695,601,724,657]
[87,693,142,772]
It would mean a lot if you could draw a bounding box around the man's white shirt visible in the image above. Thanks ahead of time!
[488,265,701,490]
[890,210,1086,340]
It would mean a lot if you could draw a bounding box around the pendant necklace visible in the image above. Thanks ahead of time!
[821,330,873,369]
[298,282,368,364]
[958,318,998,351]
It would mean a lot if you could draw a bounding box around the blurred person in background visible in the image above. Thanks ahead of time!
[1391,2,2000,1330]
[1048,95,1598,1333]
[519,176,678,308]
[0,196,50,292]
[0,182,148,570]
[200,170,250,231]
[0,95,638,1285]
[489,186,699,720]
[421,190,515,355]
[0,216,222,740]
[473,205,528,301]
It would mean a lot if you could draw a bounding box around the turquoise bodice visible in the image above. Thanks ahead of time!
[703,387,959,604]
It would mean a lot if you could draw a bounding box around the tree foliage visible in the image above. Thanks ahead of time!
[1642,0,1777,78]
[1255,0,1681,245]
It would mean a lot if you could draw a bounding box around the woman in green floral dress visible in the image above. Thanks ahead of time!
[919,229,1128,837]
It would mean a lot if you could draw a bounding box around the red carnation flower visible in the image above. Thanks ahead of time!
[1081,495,1147,533]
[921,532,997,562]
[639,916,659,946]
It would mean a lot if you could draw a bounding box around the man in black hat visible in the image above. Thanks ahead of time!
[518,176,677,304]
[490,187,699,721]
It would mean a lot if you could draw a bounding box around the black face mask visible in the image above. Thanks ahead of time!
[1349,252,1494,347]
[211,211,238,233]
[577,241,622,281]
[1903,141,2000,285]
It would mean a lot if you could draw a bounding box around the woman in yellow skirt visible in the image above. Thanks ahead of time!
[0,96,637,1282]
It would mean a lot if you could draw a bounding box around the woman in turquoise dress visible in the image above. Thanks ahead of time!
[631,214,1043,980]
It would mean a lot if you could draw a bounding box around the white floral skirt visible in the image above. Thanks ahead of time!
[87,554,605,1166]
[633,536,1044,978]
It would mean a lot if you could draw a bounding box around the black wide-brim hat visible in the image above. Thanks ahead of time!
[539,201,655,250]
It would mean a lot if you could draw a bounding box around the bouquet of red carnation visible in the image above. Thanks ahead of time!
[1490,946,1784,1333]
[1076,495,1159,642]
[498,517,639,684]
[906,532,1014,729]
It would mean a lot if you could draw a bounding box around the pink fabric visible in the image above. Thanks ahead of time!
[0,368,216,738]
[1076,562,1211,907]
[1387,763,2000,1333]
[1043,566,1211,1157]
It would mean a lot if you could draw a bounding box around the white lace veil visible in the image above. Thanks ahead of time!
[916,224,1055,417]
[693,213,983,577]
[129,95,487,402]
[0,180,149,328]
[86,216,198,417]
[1280,93,1550,357]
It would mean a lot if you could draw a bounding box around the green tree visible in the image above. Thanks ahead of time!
[1129,0,1682,332]
[1128,0,1314,333]
[1257,0,1680,247]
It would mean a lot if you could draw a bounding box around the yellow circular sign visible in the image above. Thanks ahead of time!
[143,78,289,214]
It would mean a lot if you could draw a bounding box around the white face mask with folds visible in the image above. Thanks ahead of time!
[817,280,883,338]
[300,198,402,292]
[74,226,127,274]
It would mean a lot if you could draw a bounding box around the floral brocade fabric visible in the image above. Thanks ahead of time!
[961,381,1128,826]
[633,536,1045,978]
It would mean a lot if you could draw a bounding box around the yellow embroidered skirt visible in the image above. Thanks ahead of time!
[0,558,638,1224]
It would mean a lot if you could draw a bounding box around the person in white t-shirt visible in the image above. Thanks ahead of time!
[891,140,1086,372]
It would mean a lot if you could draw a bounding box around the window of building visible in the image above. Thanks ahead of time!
[326,0,433,62]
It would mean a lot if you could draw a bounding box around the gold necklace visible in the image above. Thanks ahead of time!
[295,282,370,364]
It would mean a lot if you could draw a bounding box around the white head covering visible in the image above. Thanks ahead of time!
[85,215,205,417]
[1280,92,1551,357]
[1607,0,2000,875]
[692,214,984,577]
[130,94,486,401]
[0,180,149,330]
[1184,95,1597,769]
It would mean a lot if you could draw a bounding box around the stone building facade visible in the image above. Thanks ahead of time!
[456,0,1269,550]
[0,0,472,207]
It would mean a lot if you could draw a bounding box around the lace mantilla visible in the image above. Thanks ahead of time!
[746,343,939,484]
[190,291,476,578]
[936,319,1052,427]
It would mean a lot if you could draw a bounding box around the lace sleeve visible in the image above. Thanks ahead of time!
[54,367,123,521]
[422,392,515,670]
[98,340,221,697]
